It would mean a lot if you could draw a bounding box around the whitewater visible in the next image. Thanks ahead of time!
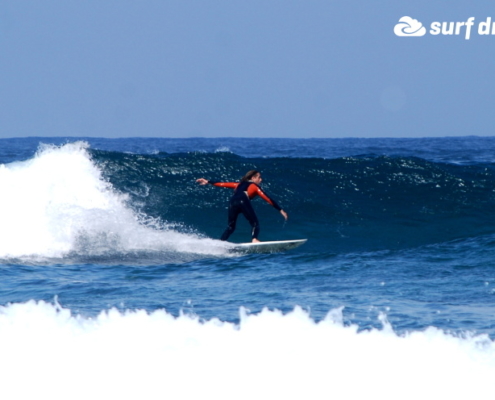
[1,301,494,399]
[0,142,228,260]
[1,137,495,399]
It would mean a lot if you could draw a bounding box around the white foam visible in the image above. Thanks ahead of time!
[215,146,232,153]
[0,142,229,259]
[0,301,494,399]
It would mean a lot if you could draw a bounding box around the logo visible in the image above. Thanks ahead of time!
[393,16,495,40]
[394,16,427,37]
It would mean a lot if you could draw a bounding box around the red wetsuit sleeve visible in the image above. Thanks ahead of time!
[210,182,238,189]
[247,184,283,211]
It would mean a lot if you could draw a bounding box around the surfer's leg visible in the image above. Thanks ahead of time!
[221,202,241,241]
[240,199,260,240]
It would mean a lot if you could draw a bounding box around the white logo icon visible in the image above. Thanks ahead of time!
[394,16,427,37]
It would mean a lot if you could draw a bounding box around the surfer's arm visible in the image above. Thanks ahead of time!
[251,185,284,211]
[209,181,238,189]
[259,189,288,220]
[196,179,237,189]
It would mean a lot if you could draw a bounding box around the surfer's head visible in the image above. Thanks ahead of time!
[241,170,261,183]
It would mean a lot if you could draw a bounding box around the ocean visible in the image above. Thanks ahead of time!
[1,136,495,399]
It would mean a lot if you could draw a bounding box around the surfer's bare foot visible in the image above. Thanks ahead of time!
[252,238,260,243]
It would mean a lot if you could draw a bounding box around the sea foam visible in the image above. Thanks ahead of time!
[0,301,493,400]
[0,142,228,259]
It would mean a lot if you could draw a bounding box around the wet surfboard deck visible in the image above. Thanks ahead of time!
[229,239,307,254]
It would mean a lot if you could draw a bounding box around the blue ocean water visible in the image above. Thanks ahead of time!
[1,136,495,398]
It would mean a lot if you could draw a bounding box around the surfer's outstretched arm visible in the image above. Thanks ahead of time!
[250,184,288,221]
[196,178,238,189]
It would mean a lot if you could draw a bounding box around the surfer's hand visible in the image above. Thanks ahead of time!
[280,210,288,221]
[196,178,209,185]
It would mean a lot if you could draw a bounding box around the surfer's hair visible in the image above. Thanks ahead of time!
[240,170,260,182]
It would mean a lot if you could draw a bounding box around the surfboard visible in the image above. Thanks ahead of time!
[230,239,307,254]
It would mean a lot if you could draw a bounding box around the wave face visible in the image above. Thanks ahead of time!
[2,140,495,258]
[91,148,495,253]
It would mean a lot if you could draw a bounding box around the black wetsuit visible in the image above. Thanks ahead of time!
[209,180,282,241]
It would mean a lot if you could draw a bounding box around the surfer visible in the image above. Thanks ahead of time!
[196,170,288,242]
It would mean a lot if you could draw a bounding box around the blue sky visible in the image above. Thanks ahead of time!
[1,1,494,138]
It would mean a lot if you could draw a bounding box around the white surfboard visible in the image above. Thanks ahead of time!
[230,239,307,254]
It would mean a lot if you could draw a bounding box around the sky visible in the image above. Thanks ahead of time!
[1,1,494,139]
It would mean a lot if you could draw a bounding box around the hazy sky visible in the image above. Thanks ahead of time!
[1,1,494,138]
